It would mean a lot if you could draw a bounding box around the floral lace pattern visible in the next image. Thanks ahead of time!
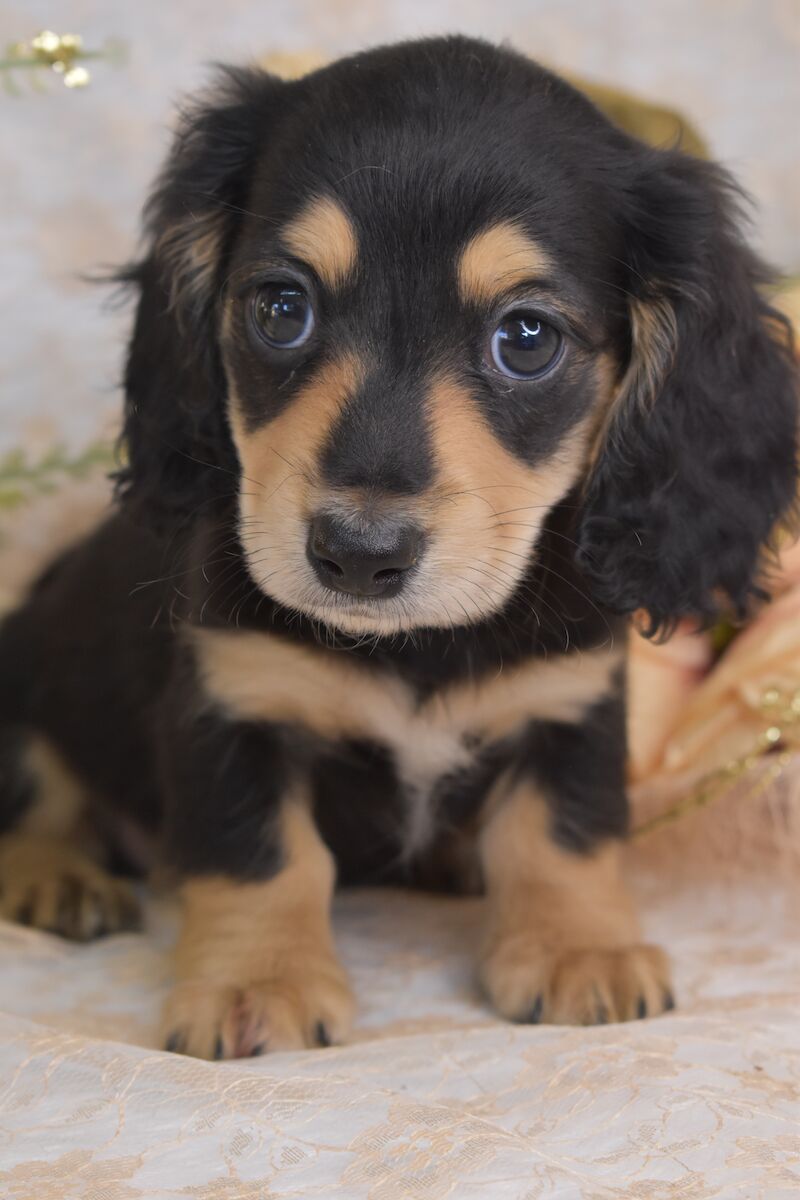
[0,886,798,1198]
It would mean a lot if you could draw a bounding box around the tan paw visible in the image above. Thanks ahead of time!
[482,937,673,1025]
[161,955,355,1059]
[0,835,141,941]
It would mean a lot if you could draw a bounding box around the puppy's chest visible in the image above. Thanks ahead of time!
[308,676,504,861]
[195,629,619,848]
[351,695,487,854]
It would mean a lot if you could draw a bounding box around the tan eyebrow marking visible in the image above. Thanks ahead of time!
[281,195,358,290]
[457,221,552,304]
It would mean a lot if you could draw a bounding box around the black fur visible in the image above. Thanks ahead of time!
[1,35,797,897]
[577,152,798,636]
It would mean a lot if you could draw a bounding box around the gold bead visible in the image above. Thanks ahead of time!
[31,30,62,56]
[63,66,90,88]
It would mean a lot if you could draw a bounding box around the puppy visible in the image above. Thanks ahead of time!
[0,37,796,1059]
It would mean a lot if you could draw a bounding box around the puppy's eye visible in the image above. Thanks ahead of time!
[490,312,563,379]
[252,285,314,348]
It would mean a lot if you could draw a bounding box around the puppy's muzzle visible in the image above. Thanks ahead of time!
[307,513,424,599]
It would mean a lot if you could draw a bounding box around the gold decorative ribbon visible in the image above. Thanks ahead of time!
[633,684,800,838]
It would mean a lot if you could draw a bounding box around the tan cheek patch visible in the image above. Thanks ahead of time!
[228,351,364,518]
[428,374,587,513]
[281,195,357,291]
[424,374,591,617]
[457,222,552,305]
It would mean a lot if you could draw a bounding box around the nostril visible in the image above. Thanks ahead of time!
[372,567,402,585]
[317,557,344,579]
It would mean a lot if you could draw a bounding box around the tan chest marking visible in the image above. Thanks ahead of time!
[194,628,621,786]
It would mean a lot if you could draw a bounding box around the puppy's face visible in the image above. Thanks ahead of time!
[218,61,622,635]
[125,41,797,638]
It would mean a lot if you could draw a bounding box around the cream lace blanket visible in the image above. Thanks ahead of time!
[0,884,798,1198]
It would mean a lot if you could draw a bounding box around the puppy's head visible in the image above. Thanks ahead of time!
[119,37,798,637]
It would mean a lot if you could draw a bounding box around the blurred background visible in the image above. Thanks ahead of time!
[1,0,798,460]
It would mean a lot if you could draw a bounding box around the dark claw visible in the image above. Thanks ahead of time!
[595,1004,609,1025]
[315,1022,331,1047]
[164,1031,185,1054]
[636,996,647,1020]
[663,990,676,1012]
[520,995,544,1025]
[212,1035,225,1060]
[250,1042,266,1057]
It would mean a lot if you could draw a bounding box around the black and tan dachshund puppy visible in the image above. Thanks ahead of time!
[0,37,797,1058]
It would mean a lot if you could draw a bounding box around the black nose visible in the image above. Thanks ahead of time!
[307,514,424,598]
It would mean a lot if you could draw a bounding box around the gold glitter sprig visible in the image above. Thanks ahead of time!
[0,442,116,515]
[632,684,800,838]
[1,31,124,93]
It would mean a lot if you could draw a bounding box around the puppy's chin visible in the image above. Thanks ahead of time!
[253,563,526,638]
[289,592,424,638]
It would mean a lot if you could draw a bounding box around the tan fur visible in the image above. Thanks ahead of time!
[230,365,598,637]
[227,351,365,615]
[19,736,86,837]
[457,222,552,304]
[623,295,678,410]
[479,779,671,1023]
[422,373,593,624]
[281,195,358,291]
[196,625,620,860]
[582,297,677,472]
[162,794,353,1058]
[225,303,607,636]
[0,834,140,941]
[157,212,224,320]
[195,627,621,757]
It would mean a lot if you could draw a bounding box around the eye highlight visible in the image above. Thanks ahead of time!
[490,311,563,379]
[251,284,314,349]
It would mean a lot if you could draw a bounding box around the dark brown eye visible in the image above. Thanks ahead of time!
[252,285,314,348]
[491,312,563,379]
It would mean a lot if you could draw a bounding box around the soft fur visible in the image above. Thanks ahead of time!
[0,36,796,1059]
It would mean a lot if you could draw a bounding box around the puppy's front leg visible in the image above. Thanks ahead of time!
[479,710,673,1025]
[159,709,353,1059]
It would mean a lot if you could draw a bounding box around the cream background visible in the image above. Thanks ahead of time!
[1,0,799,454]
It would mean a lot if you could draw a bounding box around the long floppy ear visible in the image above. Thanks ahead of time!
[115,67,285,528]
[578,148,799,637]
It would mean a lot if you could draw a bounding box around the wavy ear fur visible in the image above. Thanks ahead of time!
[578,149,799,636]
[115,67,285,528]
